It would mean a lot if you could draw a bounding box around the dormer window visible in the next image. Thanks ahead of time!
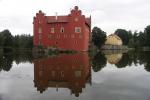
[75,27,81,33]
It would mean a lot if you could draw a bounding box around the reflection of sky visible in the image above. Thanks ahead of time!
[91,63,150,100]
[92,63,149,84]
[0,62,34,100]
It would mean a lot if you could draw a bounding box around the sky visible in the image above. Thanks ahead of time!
[0,0,150,35]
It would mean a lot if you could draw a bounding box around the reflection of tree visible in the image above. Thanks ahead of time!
[115,53,132,68]
[92,51,150,72]
[0,54,13,71]
[143,52,150,72]
[127,50,139,66]
[0,51,33,72]
[144,63,150,72]
[137,51,150,72]
[92,52,107,72]
[13,51,33,64]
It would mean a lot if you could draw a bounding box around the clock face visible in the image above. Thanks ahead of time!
[75,18,78,22]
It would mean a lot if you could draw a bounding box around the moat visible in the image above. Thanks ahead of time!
[0,50,150,100]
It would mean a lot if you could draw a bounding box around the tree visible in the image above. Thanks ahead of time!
[144,25,150,46]
[13,35,20,48]
[0,30,13,47]
[0,34,3,47]
[138,31,147,47]
[115,29,129,45]
[92,27,106,49]
[0,54,13,71]
[0,29,33,49]
[13,34,33,49]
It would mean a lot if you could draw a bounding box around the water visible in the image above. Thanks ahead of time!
[0,51,150,100]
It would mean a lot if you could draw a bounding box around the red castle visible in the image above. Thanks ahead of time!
[33,6,91,51]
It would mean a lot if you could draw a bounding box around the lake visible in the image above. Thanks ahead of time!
[0,50,150,100]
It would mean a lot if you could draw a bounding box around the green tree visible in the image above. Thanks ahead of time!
[13,35,20,48]
[0,29,33,49]
[144,25,150,46]
[138,31,146,47]
[115,29,129,45]
[0,30,13,47]
[13,34,33,49]
[92,27,106,49]
[0,34,3,47]
[132,31,139,48]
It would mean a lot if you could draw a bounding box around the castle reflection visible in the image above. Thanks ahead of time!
[33,53,91,97]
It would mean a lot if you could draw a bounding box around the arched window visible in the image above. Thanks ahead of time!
[60,27,64,33]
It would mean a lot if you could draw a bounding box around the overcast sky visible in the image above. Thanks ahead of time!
[0,0,150,35]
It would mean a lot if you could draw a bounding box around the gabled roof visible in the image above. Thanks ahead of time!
[47,16,68,23]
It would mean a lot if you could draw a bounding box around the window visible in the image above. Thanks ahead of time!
[75,70,81,77]
[50,28,55,33]
[61,71,64,77]
[64,34,67,38]
[51,71,55,77]
[75,27,81,33]
[56,35,60,39]
[79,35,82,38]
[71,34,75,38]
[39,34,42,40]
[39,71,43,77]
[48,34,52,39]
[60,27,64,33]
[56,42,58,45]
[38,27,42,33]
[38,41,42,45]
[74,40,77,44]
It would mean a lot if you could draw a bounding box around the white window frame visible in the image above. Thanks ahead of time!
[75,27,81,33]
[51,28,55,33]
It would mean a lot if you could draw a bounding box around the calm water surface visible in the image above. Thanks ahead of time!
[0,51,150,100]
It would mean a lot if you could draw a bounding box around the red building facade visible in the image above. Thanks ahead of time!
[33,6,91,51]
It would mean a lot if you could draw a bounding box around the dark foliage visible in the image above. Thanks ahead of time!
[92,27,106,49]
[92,52,107,72]
[0,29,33,49]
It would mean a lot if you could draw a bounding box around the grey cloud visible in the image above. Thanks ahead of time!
[0,0,150,35]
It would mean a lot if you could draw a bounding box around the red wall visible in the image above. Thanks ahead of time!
[33,6,91,51]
